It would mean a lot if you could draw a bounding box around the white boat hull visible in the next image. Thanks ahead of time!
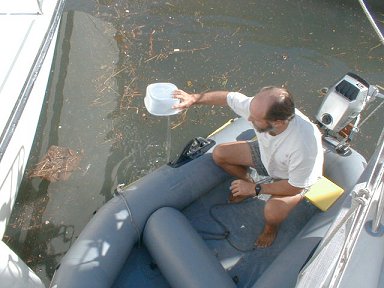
[0,0,64,238]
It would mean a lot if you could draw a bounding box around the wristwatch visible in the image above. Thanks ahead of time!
[255,184,262,196]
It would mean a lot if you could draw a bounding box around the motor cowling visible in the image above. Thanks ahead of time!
[316,73,371,132]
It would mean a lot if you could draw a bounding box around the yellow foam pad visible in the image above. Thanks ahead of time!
[304,177,345,211]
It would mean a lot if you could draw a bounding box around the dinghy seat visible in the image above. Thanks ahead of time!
[144,207,236,288]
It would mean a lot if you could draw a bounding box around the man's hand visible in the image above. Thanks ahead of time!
[172,89,199,109]
[172,89,229,110]
[230,179,256,198]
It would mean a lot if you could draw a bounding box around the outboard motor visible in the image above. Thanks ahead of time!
[316,73,371,132]
[316,73,384,154]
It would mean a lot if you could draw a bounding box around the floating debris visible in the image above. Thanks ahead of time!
[29,145,83,182]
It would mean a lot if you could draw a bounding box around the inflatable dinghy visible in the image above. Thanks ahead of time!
[50,73,384,287]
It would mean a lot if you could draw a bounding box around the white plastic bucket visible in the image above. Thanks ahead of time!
[144,83,181,116]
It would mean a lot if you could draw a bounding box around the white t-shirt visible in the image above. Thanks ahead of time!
[227,92,323,188]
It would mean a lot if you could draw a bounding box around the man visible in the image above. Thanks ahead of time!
[172,86,323,248]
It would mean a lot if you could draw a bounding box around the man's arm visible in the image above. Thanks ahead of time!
[230,179,304,198]
[172,90,229,109]
[260,180,304,197]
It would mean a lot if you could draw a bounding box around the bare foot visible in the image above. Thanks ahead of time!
[255,225,278,248]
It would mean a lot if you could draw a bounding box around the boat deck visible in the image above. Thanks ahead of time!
[0,2,56,132]
[0,0,64,237]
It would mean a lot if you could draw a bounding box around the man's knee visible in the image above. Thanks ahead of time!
[264,201,287,225]
[212,144,227,166]
[264,197,297,225]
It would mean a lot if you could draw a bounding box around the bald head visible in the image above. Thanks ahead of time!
[252,86,295,122]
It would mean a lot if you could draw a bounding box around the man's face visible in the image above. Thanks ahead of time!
[252,121,274,133]
[248,96,275,133]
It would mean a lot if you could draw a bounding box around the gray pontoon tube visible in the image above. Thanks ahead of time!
[144,207,236,288]
[50,154,228,288]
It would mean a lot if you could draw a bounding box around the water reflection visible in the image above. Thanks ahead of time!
[4,0,383,285]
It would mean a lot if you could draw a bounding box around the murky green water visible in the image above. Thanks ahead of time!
[4,0,383,285]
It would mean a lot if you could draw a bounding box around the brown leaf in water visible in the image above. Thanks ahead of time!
[29,146,83,182]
